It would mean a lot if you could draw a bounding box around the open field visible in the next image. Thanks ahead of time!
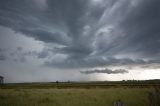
[0,81,160,106]
[1,80,160,89]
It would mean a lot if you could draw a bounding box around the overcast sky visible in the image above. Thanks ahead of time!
[0,0,160,83]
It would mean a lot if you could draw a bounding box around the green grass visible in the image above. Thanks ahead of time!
[0,88,155,106]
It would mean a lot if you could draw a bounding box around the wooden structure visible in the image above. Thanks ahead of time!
[0,76,4,84]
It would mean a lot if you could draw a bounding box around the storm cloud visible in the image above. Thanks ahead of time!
[0,48,6,61]
[1,0,160,67]
[0,0,160,82]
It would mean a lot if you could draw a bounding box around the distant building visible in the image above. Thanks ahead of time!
[0,76,4,84]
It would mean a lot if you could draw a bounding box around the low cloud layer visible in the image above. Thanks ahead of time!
[80,68,128,74]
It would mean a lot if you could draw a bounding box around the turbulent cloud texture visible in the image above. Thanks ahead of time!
[0,0,160,82]
[1,0,160,69]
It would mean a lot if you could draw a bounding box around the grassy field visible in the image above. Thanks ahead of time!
[0,81,160,106]
[0,88,152,106]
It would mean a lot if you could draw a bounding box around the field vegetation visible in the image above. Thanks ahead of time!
[0,80,160,106]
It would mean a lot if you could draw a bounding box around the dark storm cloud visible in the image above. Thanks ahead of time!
[80,68,128,74]
[11,47,51,60]
[44,57,149,69]
[0,0,72,45]
[0,0,160,69]
[115,0,160,58]
[9,47,27,62]
[138,63,160,69]
[37,50,49,59]
[0,48,6,61]
[0,55,6,61]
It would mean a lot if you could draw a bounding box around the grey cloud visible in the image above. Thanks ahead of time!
[0,48,3,52]
[92,0,160,58]
[37,51,49,59]
[36,48,52,59]
[80,68,128,74]
[17,47,23,51]
[13,47,52,60]
[0,55,6,60]
[44,56,150,69]
[0,0,160,69]
[1,0,160,82]
[20,29,71,45]
[9,47,39,63]
[139,63,160,69]
[0,48,6,61]
[8,46,50,62]
[0,0,71,46]
[114,0,160,57]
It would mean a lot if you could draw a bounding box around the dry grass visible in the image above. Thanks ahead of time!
[0,88,155,106]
